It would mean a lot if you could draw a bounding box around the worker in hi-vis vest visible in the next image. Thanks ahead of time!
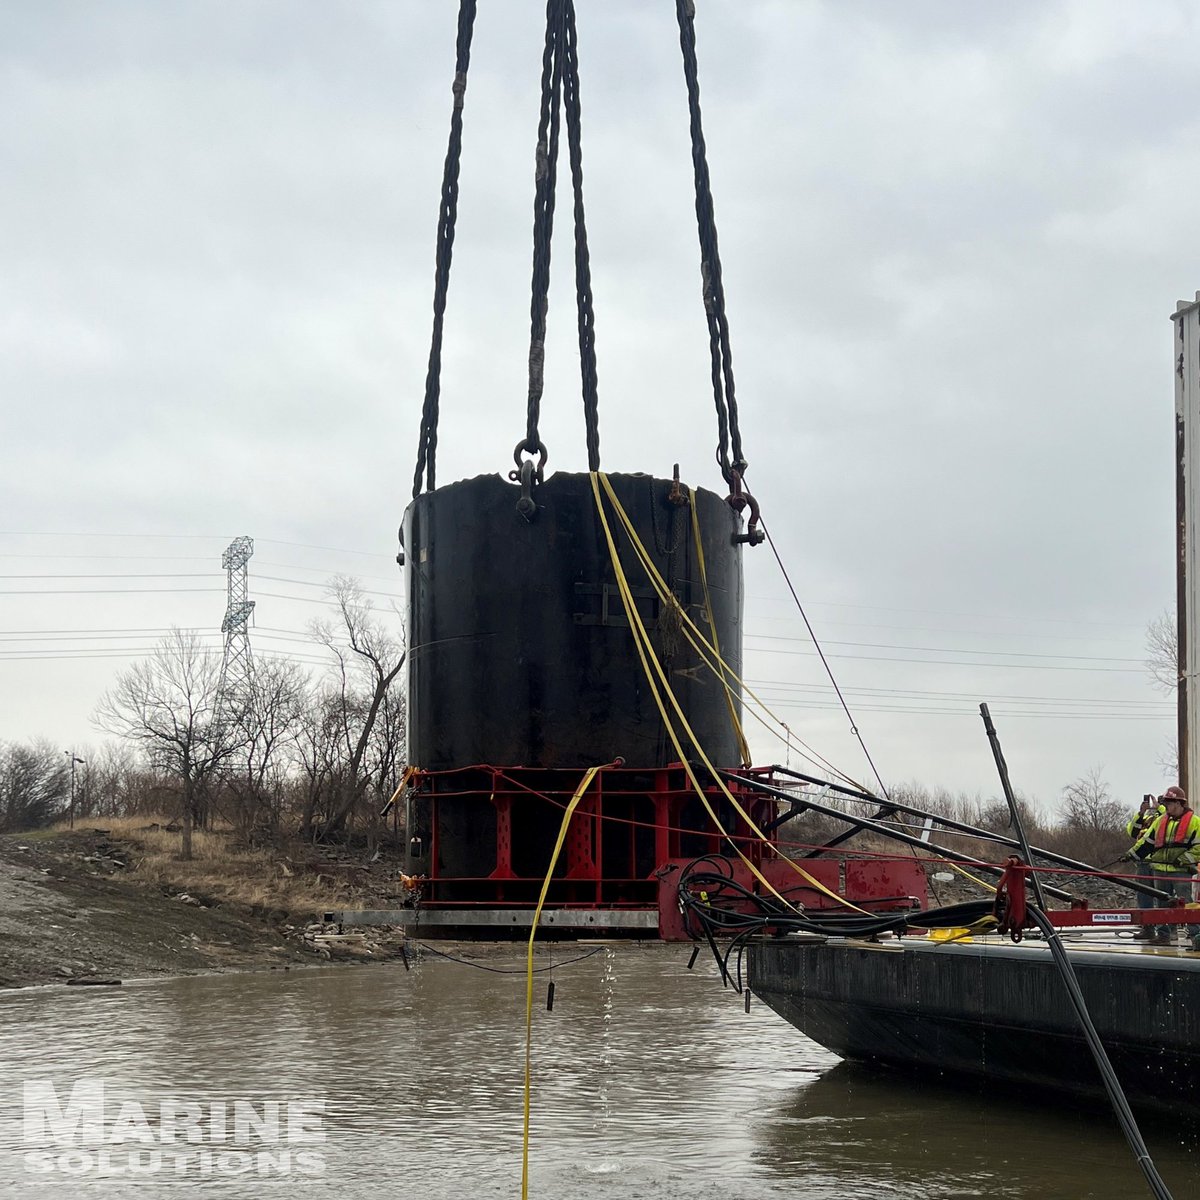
[1130,786,1200,948]
[1127,793,1164,940]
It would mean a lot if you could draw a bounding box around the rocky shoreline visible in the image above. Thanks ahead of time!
[0,831,407,989]
[0,827,1157,991]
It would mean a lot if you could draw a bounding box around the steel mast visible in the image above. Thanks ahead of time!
[1172,295,1200,795]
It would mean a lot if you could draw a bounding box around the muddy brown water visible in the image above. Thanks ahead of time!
[0,942,1196,1198]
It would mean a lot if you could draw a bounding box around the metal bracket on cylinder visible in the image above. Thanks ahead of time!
[395,526,406,568]
[725,469,765,546]
[510,439,548,522]
[668,462,688,507]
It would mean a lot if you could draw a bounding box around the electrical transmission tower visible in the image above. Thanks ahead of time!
[216,535,256,729]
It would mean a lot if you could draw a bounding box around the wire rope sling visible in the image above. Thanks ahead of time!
[403,0,764,547]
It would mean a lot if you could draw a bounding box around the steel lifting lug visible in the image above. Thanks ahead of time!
[667,462,688,506]
[726,473,765,545]
[507,439,547,522]
[510,438,548,483]
[514,459,537,522]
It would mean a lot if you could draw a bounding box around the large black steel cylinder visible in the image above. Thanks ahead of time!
[404,471,744,770]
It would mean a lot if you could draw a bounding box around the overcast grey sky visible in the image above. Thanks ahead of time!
[2,0,1197,813]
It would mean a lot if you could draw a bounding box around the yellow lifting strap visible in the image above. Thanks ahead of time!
[596,472,864,792]
[591,473,868,916]
[521,764,604,1199]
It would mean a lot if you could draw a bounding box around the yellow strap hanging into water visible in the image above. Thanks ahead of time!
[521,763,603,1199]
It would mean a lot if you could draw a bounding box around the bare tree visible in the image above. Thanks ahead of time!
[1146,611,1180,693]
[0,740,68,831]
[309,576,406,839]
[1144,611,1180,775]
[217,657,309,838]
[977,793,1045,841]
[93,628,233,859]
[84,742,156,819]
[1057,766,1127,865]
[1060,766,1124,831]
[363,679,408,849]
[294,690,339,838]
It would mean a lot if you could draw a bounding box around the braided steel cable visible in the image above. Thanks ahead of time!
[412,0,477,499]
[675,0,743,486]
[522,0,565,468]
[520,0,600,475]
[561,1,600,471]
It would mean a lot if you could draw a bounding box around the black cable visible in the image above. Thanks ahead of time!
[981,704,1173,1200]
[674,0,743,485]
[675,858,996,978]
[409,940,605,974]
[762,523,894,807]
[521,0,565,467]
[560,0,600,471]
[412,0,478,499]
[1027,906,1173,1200]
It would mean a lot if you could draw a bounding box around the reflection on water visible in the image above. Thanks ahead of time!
[0,942,1196,1198]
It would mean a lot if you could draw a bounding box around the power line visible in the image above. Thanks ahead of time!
[0,531,392,559]
[746,679,1172,709]
[0,626,204,636]
[0,573,215,580]
[0,587,224,596]
[0,531,225,540]
[746,632,1143,664]
[748,592,1148,631]
[0,551,399,578]
[0,588,1140,663]
[749,615,1144,647]
[756,698,1170,721]
[0,533,1153,630]
[0,577,399,601]
[743,645,1143,673]
[0,553,218,561]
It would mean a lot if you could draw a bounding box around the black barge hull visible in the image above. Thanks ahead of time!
[747,936,1200,1112]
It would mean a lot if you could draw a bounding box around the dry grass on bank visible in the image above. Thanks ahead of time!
[52,815,369,915]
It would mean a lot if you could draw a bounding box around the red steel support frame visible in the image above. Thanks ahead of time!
[995,856,1199,936]
[415,762,812,910]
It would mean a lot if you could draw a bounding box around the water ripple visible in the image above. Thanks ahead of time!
[0,944,1195,1198]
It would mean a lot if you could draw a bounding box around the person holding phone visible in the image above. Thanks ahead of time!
[1126,792,1163,941]
[1129,786,1200,947]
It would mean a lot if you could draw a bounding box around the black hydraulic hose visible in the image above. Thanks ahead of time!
[677,862,994,945]
[1027,907,1173,1200]
[981,704,1173,1200]
[769,765,1171,903]
[721,770,1077,903]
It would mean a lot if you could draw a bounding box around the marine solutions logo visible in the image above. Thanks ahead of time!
[22,1079,327,1180]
